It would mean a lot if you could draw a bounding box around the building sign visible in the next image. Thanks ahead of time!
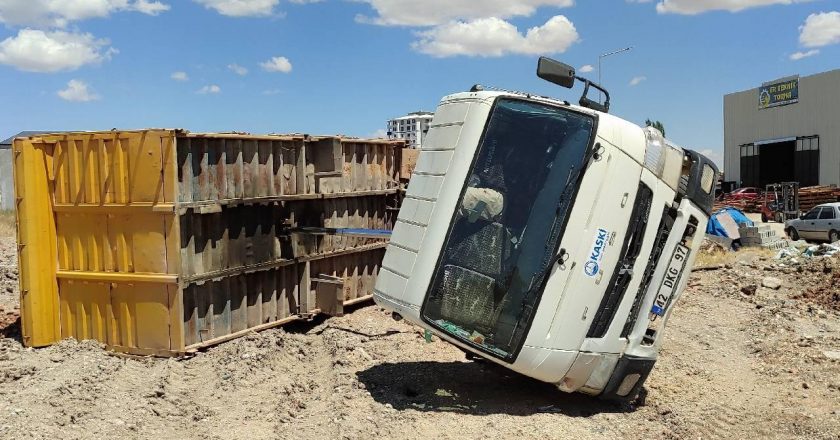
[759,76,799,109]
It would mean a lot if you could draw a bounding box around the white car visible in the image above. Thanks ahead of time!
[785,203,840,243]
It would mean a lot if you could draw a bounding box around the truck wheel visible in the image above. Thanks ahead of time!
[774,213,784,223]
[830,230,839,243]
[761,213,768,223]
[788,228,800,241]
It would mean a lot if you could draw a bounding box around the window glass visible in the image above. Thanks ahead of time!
[803,209,820,220]
[422,98,595,361]
[819,207,836,220]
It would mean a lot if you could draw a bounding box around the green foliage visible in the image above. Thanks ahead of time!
[645,119,666,138]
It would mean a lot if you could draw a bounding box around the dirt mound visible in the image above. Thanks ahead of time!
[0,235,18,311]
[796,271,840,311]
[785,255,840,311]
[0,305,19,339]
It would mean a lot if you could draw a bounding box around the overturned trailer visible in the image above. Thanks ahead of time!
[13,130,407,356]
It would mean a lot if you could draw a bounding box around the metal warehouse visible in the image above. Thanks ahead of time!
[0,137,11,211]
[724,69,840,188]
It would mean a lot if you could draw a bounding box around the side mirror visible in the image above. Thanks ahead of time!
[537,57,576,89]
[537,57,611,113]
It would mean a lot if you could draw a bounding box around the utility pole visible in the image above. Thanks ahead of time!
[598,47,633,101]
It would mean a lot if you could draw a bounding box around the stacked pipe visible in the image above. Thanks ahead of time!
[798,186,840,212]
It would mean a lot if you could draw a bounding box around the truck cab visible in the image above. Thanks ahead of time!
[374,59,718,401]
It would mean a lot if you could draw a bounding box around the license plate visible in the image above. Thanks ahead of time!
[651,244,690,317]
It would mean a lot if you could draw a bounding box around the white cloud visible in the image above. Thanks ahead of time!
[412,15,579,58]
[192,0,278,17]
[197,84,221,94]
[699,148,723,168]
[260,56,292,73]
[789,49,819,60]
[0,29,114,72]
[130,0,170,15]
[357,0,574,27]
[579,64,594,73]
[57,79,99,101]
[629,75,647,86]
[228,63,248,75]
[369,128,388,139]
[171,71,189,81]
[262,88,282,95]
[655,0,804,15]
[799,11,840,48]
[0,0,170,27]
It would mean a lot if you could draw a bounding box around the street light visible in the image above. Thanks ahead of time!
[598,46,633,101]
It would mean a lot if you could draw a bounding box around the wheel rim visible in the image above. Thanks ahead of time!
[831,231,839,243]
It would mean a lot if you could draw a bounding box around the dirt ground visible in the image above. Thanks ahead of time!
[0,224,19,339]
[0,224,838,439]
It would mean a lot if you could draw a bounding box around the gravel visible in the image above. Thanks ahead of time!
[0,237,838,439]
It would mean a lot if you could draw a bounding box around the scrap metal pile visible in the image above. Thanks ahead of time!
[713,185,840,214]
[713,195,761,213]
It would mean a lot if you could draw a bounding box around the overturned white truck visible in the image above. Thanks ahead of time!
[374,58,718,401]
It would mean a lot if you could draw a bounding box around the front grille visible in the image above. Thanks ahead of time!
[678,174,689,195]
[621,207,677,337]
[587,183,654,338]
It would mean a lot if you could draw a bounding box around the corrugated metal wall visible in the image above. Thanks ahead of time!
[0,149,13,211]
[14,130,405,356]
[724,69,840,186]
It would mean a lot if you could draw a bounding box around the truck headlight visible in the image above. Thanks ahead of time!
[643,127,683,191]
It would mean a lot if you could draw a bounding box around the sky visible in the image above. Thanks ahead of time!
[1,1,839,169]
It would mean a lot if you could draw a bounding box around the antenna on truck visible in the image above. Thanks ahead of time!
[537,57,611,113]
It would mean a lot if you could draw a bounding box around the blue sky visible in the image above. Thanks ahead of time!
[1,0,839,168]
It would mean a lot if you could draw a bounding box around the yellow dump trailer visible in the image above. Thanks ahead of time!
[13,130,406,356]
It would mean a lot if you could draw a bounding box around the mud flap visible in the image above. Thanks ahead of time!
[599,355,656,402]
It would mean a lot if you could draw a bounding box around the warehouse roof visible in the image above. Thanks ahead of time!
[0,131,53,149]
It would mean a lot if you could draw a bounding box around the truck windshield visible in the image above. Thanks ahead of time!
[422,98,595,361]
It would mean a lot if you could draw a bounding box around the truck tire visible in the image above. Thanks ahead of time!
[788,228,800,241]
[761,213,768,223]
[775,212,784,223]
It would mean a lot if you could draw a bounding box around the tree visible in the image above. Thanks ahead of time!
[645,119,666,138]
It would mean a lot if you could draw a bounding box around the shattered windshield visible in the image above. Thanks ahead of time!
[421,98,595,361]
